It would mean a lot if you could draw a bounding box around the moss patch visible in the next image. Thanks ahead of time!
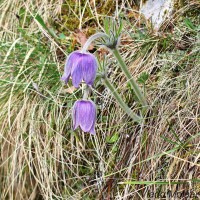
[57,0,116,35]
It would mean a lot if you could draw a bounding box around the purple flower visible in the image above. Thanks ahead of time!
[72,100,96,135]
[61,50,98,88]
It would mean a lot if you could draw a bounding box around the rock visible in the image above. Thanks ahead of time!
[140,0,174,30]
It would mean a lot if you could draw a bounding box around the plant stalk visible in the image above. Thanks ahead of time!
[102,77,143,123]
[82,32,109,53]
[112,48,147,110]
[83,85,91,100]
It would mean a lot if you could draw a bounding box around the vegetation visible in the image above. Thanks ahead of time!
[0,0,199,199]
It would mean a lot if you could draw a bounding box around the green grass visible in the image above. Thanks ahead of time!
[0,0,200,199]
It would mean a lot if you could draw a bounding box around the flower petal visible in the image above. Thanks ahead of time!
[61,74,70,84]
[72,101,79,130]
[82,53,97,86]
[88,120,96,135]
[61,51,81,85]
[71,56,83,88]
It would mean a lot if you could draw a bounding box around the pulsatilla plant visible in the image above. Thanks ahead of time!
[61,18,148,135]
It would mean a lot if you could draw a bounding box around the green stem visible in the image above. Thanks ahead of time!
[83,85,91,100]
[112,48,147,109]
[102,77,143,123]
[82,32,109,53]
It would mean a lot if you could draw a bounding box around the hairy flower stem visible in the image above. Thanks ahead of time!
[102,76,143,123]
[112,48,147,111]
[82,32,109,53]
[83,85,91,100]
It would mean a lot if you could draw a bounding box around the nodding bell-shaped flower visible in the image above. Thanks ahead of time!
[61,50,98,88]
[72,100,96,135]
